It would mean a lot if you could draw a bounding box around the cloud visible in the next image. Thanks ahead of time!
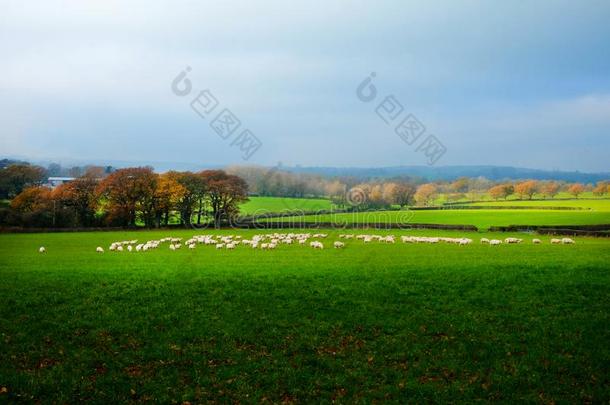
[1,0,609,171]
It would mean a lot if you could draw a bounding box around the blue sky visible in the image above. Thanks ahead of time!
[1,0,609,171]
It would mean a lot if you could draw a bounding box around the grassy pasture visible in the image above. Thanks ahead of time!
[258,209,610,230]
[461,198,610,211]
[239,196,333,215]
[0,229,609,403]
[435,191,607,204]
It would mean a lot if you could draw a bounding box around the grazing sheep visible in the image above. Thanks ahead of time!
[39,246,46,253]
[216,243,225,249]
[188,244,196,249]
[226,243,236,249]
[489,239,502,245]
[333,241,345,249]
[561,238,575,244]
[551,238,561,244]
[480,238,490,244]
[96,247,104,253]
[532,239,541,244]
[127,245,133,252]
[117,245,124,252]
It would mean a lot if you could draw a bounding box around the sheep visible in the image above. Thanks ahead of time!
[215,243,225,249]
[489,239,502,245]
[226,243,236,249]
[561,238,575,244]
[96,247,104,253]
[401,236,414,243]
[169,244,176,251]
[127,245,133,252]
[188,243,196,249]
[39,246,46,253]
[551,238,562,244]
[480,238,490,244]
[532,238,541,244]
[333,241,345,249]
[504,237,523,244]
[117,245,124,252]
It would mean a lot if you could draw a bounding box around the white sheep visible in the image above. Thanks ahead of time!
[532,238,541,244]
[333,241,345,249]
[551,238,561,244]
[39,246,46,253]
[96,247,104,253]
[561,238,575,244]
[489,239,502,245]
[480,238,490,244]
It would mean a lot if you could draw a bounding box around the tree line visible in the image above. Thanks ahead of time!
[1,166,248,228]
[1,162,609,228]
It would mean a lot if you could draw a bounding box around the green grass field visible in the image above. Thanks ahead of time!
[435,191,607,204]
[239,196,332,215]
[1,229,609,403]
[461,198,610,210]
[259,209,610,230]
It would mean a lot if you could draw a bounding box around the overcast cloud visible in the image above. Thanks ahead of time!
[1,0,609,171]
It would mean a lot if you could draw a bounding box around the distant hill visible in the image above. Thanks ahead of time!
[4,155,608,183]
[283,165,610,183]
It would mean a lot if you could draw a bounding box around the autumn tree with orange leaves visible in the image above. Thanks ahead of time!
[514,180,538,200]
[414,183,437,206]
[96,167,157,227]
[567,183,585,198]
[201,170,249,228]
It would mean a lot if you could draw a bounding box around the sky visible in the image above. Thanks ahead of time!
[1,0,609,172]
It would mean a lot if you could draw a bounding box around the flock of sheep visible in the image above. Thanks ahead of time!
[37,233,575,254]
[92,233,340,253]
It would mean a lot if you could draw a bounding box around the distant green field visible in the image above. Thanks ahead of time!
[259,209,610,230]
[435,191,606,204]
[239,196,332,215]
[462,199,610,211]
[0,229,608,402]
